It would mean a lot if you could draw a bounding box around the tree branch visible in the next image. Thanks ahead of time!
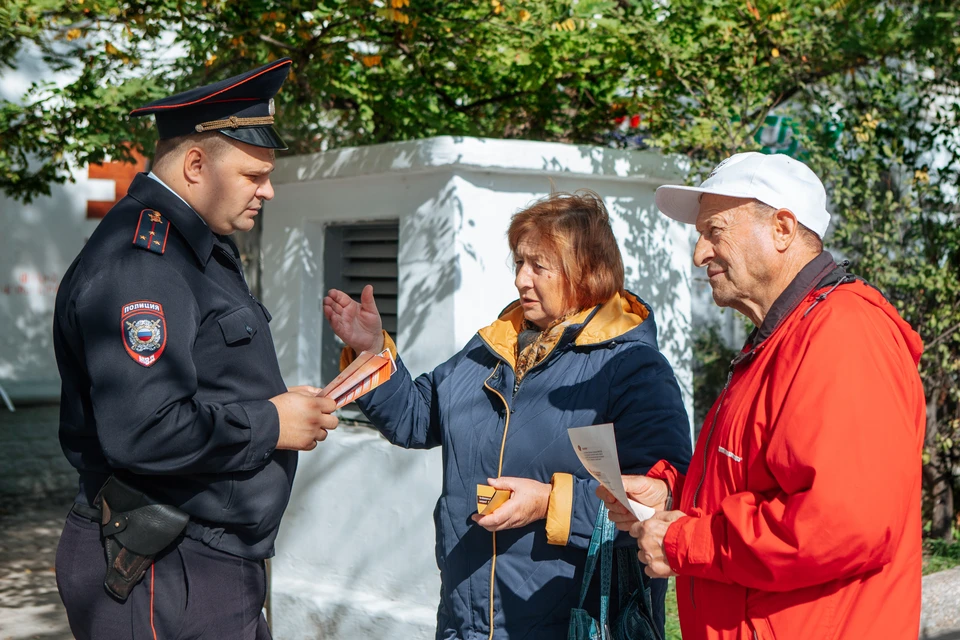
[928,319,960,349]
[258,34,301,52]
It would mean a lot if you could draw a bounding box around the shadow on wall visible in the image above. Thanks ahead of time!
[260,222,305,369]
[567,143,690,384]
[400,183,462,351]
[616,199,691,378]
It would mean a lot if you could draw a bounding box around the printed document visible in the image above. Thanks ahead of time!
[567,423,655,521]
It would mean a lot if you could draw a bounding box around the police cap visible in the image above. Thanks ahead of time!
[130,58,292,150]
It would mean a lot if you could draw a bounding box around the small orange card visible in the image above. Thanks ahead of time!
[476,484,511,515]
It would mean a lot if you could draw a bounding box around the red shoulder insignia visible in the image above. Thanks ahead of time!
[121,301,167,367]
[132,209,170,255]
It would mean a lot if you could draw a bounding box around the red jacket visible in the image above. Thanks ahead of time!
[649,256,925,640]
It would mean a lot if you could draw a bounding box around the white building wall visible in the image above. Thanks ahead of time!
[0,170,108,402]
[264,137,692,640]
[0,45,112,402]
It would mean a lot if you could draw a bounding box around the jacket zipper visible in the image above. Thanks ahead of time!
[690,368,734,508]
[687,348,752,610]
[482,364,512,640]
[477,335,568,637]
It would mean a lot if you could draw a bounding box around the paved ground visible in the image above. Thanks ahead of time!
[2,496,960,640]
[923,565,960,639]
[0,496,73,640]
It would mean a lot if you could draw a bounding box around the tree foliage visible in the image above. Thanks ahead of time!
[1,0,640,200]
[616,0,960,539]
[2,0,958,537]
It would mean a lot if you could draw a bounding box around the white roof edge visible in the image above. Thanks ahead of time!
[271,136,685,186]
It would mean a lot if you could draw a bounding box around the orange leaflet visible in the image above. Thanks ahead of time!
[318,349,397,408]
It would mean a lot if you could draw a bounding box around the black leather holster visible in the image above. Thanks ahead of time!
[96,476,189,602]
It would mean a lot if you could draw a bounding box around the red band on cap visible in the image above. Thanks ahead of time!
[129,59,292,114]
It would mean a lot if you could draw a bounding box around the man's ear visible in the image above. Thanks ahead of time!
[183,146,204,186]
[772,208,799,252]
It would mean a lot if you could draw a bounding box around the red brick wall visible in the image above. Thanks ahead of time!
[86,151,148,218]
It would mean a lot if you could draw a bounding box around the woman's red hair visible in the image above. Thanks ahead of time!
[508,190,625,311]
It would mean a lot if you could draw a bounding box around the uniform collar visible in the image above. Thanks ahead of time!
[128,173,214,265]
[146,171,196,214]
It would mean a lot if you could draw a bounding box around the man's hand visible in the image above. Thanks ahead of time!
[471,477,551,532]
[630,510,685,578]
[271,391,339,451]
[322,285,384,354]
[596,475,670,530]
[287,385,321,397]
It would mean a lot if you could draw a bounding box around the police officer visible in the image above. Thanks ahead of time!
[53,58,337,639]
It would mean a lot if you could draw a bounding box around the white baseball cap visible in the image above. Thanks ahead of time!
[655,152,831,238]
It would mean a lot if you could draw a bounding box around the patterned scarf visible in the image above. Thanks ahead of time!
[514,313,577,388]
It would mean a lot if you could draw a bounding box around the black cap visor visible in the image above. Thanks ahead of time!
[219,125,288,151]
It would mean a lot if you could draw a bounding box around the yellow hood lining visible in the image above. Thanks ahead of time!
[477,292,648,369]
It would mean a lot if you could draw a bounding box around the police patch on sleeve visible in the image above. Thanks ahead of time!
[121,301,167,367]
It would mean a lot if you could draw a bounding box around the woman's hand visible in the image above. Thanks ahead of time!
[471,476,551,532]
[322,284,384,354]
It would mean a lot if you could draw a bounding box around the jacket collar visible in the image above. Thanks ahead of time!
[478,291,650,368]
[128,173,214,265]
[747,251,840,348]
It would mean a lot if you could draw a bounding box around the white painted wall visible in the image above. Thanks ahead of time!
[0,45,110,402]
[263,137,692,640]
[0,173,114,401]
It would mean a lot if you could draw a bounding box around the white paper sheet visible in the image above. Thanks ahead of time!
[567,423,656,521]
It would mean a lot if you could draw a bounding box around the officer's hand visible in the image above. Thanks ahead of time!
[271,393,339,451]
[322,285,384,354]
[287,385,321,397]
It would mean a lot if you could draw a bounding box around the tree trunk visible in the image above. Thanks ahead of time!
[924,388,955,542]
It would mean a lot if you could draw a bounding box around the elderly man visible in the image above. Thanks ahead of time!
[600,152,926,639]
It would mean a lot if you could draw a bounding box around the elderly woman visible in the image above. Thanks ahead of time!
[323,191,691,639]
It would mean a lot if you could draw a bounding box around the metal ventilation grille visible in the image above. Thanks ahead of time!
[321,221,399,401]
[337,224,399,336]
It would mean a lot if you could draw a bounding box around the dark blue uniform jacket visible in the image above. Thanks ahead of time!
[53,173,294,560]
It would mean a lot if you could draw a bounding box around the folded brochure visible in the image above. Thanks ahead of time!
[567,423,655,521]
[318,348,397,408]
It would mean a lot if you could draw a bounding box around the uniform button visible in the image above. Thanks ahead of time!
[263,452,270,460]
[245,325,253,334]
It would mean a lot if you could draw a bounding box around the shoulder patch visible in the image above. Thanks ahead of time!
[132,209,170,255]
[121,301,167,367]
